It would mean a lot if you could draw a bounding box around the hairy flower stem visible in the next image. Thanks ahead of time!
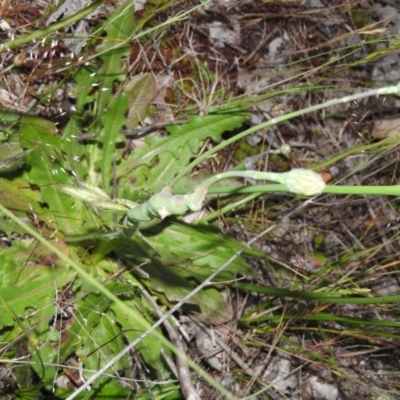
[127,168,325,226]
[201,168,326,195]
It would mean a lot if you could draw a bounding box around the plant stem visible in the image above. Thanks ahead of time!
[174,184,400,197]
[323,185,400,196]
[170,82,400,186]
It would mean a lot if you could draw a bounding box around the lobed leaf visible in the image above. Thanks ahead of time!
[118,110,249,189]
[90,2,134,190]
[96,93,128,189]
[0,248,70,331]
[61,67,97,180]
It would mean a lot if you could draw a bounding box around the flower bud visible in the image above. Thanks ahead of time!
[281,168,325,196]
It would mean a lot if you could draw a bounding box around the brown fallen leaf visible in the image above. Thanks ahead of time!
[371,117,400,138]
[0,0,8,19]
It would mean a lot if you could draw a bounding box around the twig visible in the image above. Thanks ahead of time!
[121,119,188,137]
[140,287,200,400]
[194,321,254,375]
[73,120,188,142]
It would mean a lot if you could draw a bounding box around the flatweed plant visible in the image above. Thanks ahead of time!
[1,1,400,399]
